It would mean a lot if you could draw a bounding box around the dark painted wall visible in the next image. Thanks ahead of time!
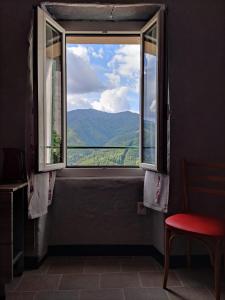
[167,0,225,213]
[0,0,225,251]
[49,177,150,246]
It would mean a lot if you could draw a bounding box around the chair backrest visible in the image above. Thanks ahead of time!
[182,159,225,212]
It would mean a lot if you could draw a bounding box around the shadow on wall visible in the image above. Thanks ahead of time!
[0,148,26,183]
[49,176,151,246]
[0,149,3,180]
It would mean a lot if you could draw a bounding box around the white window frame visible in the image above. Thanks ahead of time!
[36,6,166,172]
[37,7,66,171]
[65,34,140,168]
[140,8,166,172]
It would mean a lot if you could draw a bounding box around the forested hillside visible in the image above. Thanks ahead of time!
[67,109,139,166]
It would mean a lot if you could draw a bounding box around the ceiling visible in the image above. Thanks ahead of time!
[41,2,161,22]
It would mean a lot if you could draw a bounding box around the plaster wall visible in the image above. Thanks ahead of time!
[49,177,150,245]
[0,0,225,254]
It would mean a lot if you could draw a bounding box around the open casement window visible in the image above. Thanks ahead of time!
[37,4,166,171]
[37,7,66,171]
[140,9,166,172]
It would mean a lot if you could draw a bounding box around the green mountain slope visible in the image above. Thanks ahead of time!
[67,109,154,166]
[67,109,139,146]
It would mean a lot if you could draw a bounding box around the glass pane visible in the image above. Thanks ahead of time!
[143,23,158,165]
[45,23,63,164]
[66,41,140,167]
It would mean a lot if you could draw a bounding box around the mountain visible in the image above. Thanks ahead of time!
[67,109,154,166]
[67,109,139,147]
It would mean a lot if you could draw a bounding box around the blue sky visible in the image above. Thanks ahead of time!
[66,43,140,113]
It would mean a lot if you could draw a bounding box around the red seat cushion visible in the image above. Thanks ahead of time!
[165,213,225,237]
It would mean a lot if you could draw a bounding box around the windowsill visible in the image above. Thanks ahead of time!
[57,167,145,178]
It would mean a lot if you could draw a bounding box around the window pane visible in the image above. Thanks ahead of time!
[143,23,157,165]
[66,41,140,167]
[45,23,63,164]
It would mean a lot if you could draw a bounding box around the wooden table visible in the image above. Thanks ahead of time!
[0,182,27,299]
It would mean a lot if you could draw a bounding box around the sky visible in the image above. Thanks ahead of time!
[66,43,140,114]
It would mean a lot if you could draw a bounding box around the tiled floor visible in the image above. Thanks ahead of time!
[5,256,225,299]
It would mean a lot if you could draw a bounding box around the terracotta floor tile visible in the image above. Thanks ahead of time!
[59,274,99,290]
[139,271,182,288]
[166,287,214,300]
[6,291,36,299]
[208,286,225,300]
[5,276,23,291]
[124,287,169,300]
[5,256,223,300]
[34,290,79,300]
[220,287,225,300]
[80,288,124,300]
[100,272,140,288]
[121,258,161,272]
[16,274,61,291]
[84,260,121,274]
[48,261,84,274]
[175,268,224,288]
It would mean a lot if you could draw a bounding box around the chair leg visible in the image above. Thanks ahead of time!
[187,238,192,268]
[214,239,222,300]
[223,240,225,272]
[163,226,172,289]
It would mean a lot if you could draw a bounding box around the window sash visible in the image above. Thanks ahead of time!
[140,8,166,172]
[37,7,66,171]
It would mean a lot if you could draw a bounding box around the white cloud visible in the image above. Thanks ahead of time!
[67,47,105,94]
[92,87,130,113]
[92,47,104,59]
[108,45,140,78]
[66,44,140,113]
[69,45,89,62]
[67,94,92,111]
[106,45,140,96]
[68,86,131,113]
[134,78,140,93]
[105,72,121,87]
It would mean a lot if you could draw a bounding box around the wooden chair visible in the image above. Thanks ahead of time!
[163,159,225,300]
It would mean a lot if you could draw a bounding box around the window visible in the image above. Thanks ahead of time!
[37,6,166,171]
[140,10,166,172]
[37,8,66,171]
[66,36,140,167]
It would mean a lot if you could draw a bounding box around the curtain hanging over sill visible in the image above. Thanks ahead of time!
[143,171,169,213]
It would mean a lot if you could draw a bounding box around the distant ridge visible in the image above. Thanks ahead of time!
[67,109,139,147]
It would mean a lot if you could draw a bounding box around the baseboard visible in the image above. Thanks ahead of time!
[48,244,154,256]
[47,245,212,268]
